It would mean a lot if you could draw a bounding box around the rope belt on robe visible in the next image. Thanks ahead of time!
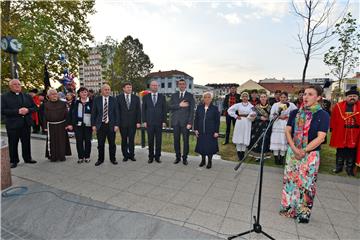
[47,120,66,155]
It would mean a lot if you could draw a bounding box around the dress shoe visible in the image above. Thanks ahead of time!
[332,168,343,174]
[183,159,188,165]
[148,159,154,164]
[111,160,118,165]
[10,163,17,168]
[130,157,136,161]
[95,161,103,166]
[84,158,91,163]
[206,160,212,169]
[77,159,84,164]
[155,158,161,163]
[174,158,181,164]
[199,157,206,167]
[123,158,128,162]
[25,160,37,164]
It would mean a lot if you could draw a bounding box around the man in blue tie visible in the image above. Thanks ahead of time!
[142,80,167,163]
[116,82,141,162]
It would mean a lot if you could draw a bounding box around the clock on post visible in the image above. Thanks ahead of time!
[1,36,22,78]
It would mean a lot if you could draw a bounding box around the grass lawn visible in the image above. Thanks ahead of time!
[111,121,358,178]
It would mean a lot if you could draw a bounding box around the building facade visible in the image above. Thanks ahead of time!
[79,47,104,93]
[146,70,194,95]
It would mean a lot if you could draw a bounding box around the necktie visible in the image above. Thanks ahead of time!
[126,94,130,109]
[180,92,183,99]
[152,94,157,106]
[103,98,108,123]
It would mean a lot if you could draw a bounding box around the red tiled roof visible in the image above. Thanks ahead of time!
[259,82,311,94]
[146,70,193,79]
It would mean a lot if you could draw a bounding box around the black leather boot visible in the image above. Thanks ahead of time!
[274,155,279,165]
[206,155,212,169]
[237,151,242,161]
[333,157,344,173]
[199,155,206,167]
[345,158,355,176]
[279,155,284,165]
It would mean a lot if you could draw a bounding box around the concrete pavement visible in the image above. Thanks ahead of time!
[1,135,359,239]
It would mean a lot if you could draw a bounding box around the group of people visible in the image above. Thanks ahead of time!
[2,78,359,225]
[2,78,218,170]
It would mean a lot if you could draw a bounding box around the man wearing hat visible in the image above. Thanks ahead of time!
[330,86,360,176]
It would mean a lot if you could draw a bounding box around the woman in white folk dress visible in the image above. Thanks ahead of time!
[228,92,256,161]
[270,91,297,165]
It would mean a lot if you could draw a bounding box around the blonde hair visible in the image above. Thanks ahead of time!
[241,92,249,98]
[202,91,213,99]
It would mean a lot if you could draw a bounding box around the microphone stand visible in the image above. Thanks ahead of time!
[229,114,280,240]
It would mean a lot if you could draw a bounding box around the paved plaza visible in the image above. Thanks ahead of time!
[1,135,359,239]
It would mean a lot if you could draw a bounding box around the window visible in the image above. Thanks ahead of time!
[161,83,165,88]
[168,82,172,88]
[189,83,192,89]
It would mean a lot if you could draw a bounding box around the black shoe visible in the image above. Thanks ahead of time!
[206,160,212,169]
[183,159,188,165]
[95,161,103,166]
[148,158,154,164]
[279,156,284,165]
[298,218,309,224]
[237,151,243,161]
[333,168,343,174]
[111,160,118,165]
[123,158,128,162]
[174,158,181,164]
[155,158,161,163]
[77,159,84,164]
[10,163,17,168]
[346,168,355,176]
[274,156,280,165]
[25,160,37,164]
[199,159,206,167]
[130,157,136,161]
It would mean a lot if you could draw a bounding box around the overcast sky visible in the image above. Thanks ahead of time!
[89,0,359,86]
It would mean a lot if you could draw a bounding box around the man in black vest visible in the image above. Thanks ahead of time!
[169,79,195,165]
[142,80,167,163]
[117,82,141,162]
[91,84,119,166]
[1,79,37,168]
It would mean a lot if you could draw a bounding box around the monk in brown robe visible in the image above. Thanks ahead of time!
[43,89,71,161]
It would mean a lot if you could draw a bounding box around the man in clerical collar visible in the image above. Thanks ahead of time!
[1,79,37,168]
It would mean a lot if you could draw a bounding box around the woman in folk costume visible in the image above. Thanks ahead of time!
[228,92,256,161]
[249,93,272,161]
[270,92,297,165]
[43,89,71,162]
[280,86,329,223]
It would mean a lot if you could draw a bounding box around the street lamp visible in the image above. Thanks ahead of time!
[1,36,22,79]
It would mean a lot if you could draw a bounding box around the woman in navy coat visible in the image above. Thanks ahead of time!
[194,92,220,169]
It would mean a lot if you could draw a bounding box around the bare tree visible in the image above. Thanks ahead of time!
[292,0,348,84]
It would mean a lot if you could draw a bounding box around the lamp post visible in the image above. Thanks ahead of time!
[1,36,22,79]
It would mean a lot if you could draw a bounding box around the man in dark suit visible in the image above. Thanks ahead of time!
[91,84,119,166]
[222,85,240,145]
[117,82,141,162]
[142,80,167,163]
[169,79,195,165]
[1,79,37,168]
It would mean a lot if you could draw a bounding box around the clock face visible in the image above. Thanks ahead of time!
[1,38,8,51]
[9,38,22,52]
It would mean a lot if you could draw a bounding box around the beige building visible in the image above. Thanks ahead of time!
[79,47,104,93]
[237,79,268,94]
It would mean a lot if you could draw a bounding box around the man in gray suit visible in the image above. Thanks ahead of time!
[169,79,195,165]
